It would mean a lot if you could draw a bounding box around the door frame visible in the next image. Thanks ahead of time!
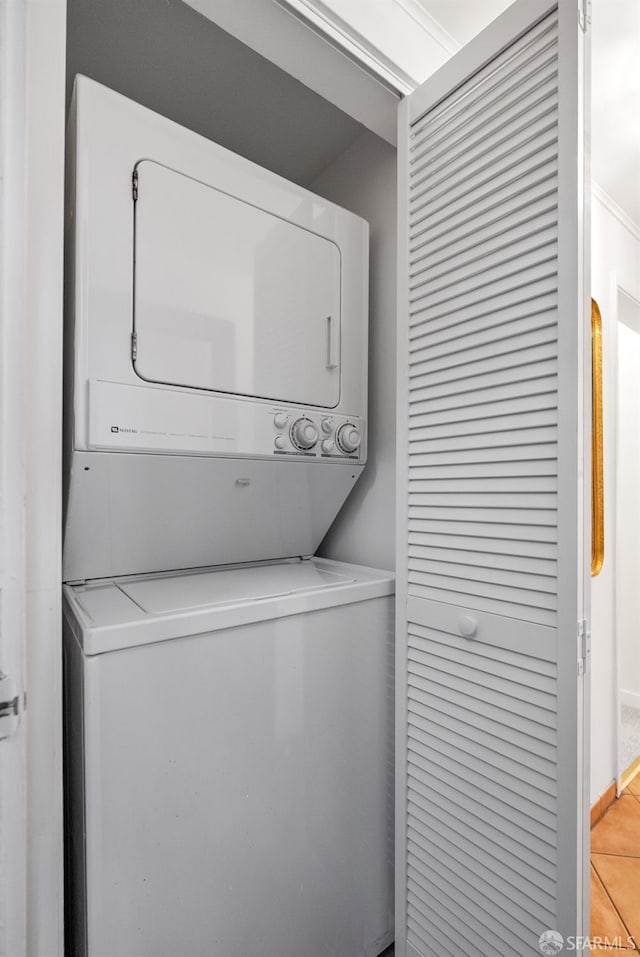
[614,284,640,789]
[0,1,29,950]
[0,1,67,954]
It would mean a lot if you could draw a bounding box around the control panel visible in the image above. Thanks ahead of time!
[87,381,365,462]
[271,410,362,460]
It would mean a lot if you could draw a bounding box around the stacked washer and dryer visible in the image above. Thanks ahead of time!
[62,77,394,957]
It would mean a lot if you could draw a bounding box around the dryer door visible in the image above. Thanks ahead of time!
[132,160,341,408]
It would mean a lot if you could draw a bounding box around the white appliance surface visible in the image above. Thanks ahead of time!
[135,160,342,408]
[64,557,393,656]
[117,560,355,613]
[64,558,395,957]
[67,75,368,461]
[63,76,370,580]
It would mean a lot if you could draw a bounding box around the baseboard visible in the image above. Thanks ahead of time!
[591,781,617,829]
[620,755,640,792]
[620,689,640,710]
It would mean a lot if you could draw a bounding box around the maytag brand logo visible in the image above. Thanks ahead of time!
[110,426,138,434]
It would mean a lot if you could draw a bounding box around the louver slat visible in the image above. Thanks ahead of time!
[411,220,558,291]
[410,374,558,414]
[411,176,558,255]
[410,150,558,233]
[409,13,558,155]
[410,100,558,209]
[407,787,556,896]
[396,4,585,954]
[410,64,558,181]
[412,200,557,274]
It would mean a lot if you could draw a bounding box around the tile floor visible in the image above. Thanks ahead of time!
[590,774,640,952]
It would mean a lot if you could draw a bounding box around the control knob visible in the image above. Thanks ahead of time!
[290,418,319,450]
[321,417,334,434]
[336,423,361,454]
[274,412,289,429]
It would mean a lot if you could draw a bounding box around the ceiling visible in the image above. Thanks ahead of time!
[415,0,513,46]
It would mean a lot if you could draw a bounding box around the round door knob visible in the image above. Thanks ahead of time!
[321,439,335,454]
[321,417,334,434]
[291,418,319,450]
[336,423,361,454]
[274,412,289,429]
[274,435,287,450]
[458,616,477,638]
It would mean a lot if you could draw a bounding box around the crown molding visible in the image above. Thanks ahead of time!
[592,181,640,243]
[392,0,460,56]
[275,0,416,94]
[183,0,399,144]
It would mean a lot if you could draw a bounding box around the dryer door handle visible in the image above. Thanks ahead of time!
[325,315,338,370]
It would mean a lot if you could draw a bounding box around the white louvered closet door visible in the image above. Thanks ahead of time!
[395,2,590,955]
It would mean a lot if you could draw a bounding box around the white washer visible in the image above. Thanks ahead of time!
[63,558,395,957]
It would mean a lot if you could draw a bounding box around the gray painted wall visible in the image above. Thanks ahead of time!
[312,132,397,572]
[66,0,364,185]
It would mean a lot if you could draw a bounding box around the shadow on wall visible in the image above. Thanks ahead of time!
[65,0,364,186]
[313,131,397,573]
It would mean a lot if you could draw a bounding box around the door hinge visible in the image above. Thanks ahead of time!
[132,169,139,202]
[578,0,591,32]
[0,673,25,741]
[578,619,590,674]
[131,331,138,362]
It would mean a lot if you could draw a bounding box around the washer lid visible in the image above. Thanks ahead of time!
[117,560,355,615]
[63,558,394,656]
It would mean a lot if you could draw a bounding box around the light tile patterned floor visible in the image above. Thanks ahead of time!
[590,776,640,952]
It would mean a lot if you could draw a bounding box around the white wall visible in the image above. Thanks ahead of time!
[590,188,640,802]
[312,131,397,572]
[617,310,640,707]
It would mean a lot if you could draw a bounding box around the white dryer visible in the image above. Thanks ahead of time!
[64,77,369,582]
[63,558,394,957]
